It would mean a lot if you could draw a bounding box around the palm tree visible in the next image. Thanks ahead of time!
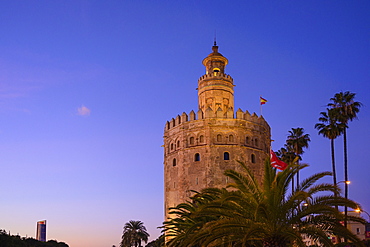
[276,147,296,165]
[315,109,346,188]
[164,160,365,247]
[163,188,227,246]
[328,91,362,228]
[286,127,310,189]
[276,146,297,192]
[121,220,150,247]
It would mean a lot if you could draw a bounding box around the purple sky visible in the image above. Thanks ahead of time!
[1,1,369,246]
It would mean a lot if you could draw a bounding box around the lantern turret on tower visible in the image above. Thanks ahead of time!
[198,43,235,115]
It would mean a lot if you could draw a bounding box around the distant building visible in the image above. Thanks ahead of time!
[301,211,367,245]
[36,220,46,242]
[347,211,366,241]
[163,43,271,220]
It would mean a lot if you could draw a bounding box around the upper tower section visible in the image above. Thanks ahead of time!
[198,42,235,116]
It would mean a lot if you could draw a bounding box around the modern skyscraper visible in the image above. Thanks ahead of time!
[163,43,271,219]
[36,220,46,242]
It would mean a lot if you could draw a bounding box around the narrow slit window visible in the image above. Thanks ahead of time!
[251,154,256,163]
[173,158,176,167]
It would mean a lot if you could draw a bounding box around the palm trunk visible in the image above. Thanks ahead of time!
[331,138,337,186]
[296,147,299,189]
[343,128,348,229]
[296,161,299,189]
[331,138,339,212]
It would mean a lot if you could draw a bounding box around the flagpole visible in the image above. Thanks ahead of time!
[260,103,262,116]
[260,95,262,116]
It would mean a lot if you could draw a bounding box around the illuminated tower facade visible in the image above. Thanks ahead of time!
[36,220,46,242]
[163,43,271,219]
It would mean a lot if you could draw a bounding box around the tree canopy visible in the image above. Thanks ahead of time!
[121,220,150,247]
[0,230,69,247]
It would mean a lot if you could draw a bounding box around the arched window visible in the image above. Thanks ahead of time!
[173,158,176,166]
[171,143,174,150]
[195,153,200,161]
[177,140,180,148]
[229,135,234,142]
[246,136,249,144]
[213,68,220,76]
[255,138,258,147]
[224,152,230,160]
[199,135,204,143]
[190,137,194,145]
[217,134,222,142]
[251,154,256,163]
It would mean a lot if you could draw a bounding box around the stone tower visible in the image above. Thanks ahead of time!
[163,43,271,219]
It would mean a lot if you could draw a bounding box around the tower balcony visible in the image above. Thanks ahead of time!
[198,72,234,84]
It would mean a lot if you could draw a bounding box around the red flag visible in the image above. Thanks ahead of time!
[270,150,287,170]
[260,96,267,105]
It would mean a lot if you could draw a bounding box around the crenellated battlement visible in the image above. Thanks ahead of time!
[198,72,233,83]
[165,108,269,131]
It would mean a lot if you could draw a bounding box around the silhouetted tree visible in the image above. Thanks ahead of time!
[121,220,149,247]
[328,91,362,228]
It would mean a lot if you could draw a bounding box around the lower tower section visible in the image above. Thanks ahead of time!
[164,110,270,219]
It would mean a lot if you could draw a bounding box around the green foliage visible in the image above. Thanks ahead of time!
[145,234,164,247]
[328,91,362,125]
[315,108,346,141]
[0,230,69,247]
[286,127,311,159]
[163,160,366,247]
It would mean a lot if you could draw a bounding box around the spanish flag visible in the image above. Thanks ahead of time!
[260,96,267,105]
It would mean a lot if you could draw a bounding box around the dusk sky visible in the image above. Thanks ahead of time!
[1,1,369,246]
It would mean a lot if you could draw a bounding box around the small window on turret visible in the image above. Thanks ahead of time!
[199,135,204,143]
[251,154,256,163]
[190,137,194,145]
[229,135,234,142]
[173,158,177,166]
[195,153,200,162]
[224,152,230,160]
[217,134,222,142]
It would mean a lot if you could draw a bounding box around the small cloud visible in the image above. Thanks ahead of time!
[77,105,91,116]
